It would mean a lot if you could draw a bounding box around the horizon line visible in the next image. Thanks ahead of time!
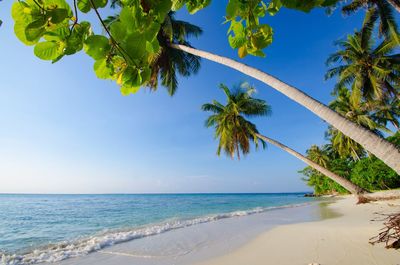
[0,191,312,195]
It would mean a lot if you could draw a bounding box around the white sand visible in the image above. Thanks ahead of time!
[195,196,400,265]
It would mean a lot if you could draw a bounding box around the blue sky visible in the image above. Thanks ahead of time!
[0,1,364,194]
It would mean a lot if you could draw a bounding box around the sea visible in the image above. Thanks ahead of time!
[0,193,322,265]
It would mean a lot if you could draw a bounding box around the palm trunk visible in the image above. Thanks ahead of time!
[170,44,400,175]
[255,133,365,195]
[387,0,400,13]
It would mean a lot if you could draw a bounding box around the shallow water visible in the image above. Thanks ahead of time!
[0,193,318,264]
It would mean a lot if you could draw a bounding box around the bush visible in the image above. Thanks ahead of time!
[350,157,400,191]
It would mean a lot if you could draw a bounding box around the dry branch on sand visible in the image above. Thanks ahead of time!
[370,212,400,249]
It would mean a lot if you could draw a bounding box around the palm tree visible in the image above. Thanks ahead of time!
[105,8,201,96]
[370,97,400,131]
[325,10,400,102]
[147,12,202,96]
[337,0,399,39]
[202,83,365,194]
[307,145,330,168]
[328,87,387,160]
[109,1,400,174]
[171,43,400,175]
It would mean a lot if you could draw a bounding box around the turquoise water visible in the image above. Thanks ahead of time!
[0,193,314,264]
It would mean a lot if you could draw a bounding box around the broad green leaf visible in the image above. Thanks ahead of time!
[44,0,72,12]
[145,39,160,53]
[120,84,140,95]
[280,0,325,12]
[25,25,45,42]
[34,41,63,60]
[77,0,91,13]
[14,23,38,45]
[228,35,246,49]
[238,46,247,58]
[84,35,111,60]
[144,22,161,41]
[171,0,185,10]
[77,0,105,13]
[64,22,91,55]
[267,0,282,16]
[11,1,33,24]
[124,34,146,59]
[140,67,151,83]
[47,8,69,24]
[122,67,142,87]
[110,21,126,42]
[153,0,172,21]
[186,0,211,14]
[94,58,112,79]
[120,7,136,30]
[226,0,240,19]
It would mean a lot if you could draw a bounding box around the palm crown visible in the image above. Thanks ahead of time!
[201,83,271,159]
[326,9,400,102]
[147,12,202,96]
[337,0,399,39]
[106,6,202,96]
[327,87,387,160]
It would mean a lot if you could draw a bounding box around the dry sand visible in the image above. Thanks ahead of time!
[195,196,400,265]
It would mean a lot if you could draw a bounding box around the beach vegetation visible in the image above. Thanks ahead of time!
[202,83,365,194]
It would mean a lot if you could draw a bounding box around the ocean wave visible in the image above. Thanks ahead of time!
[1,202,310,265]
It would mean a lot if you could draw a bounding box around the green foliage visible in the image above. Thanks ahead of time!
[83,35,110,60]
[202,83,270,159]
[10,0,341,95]
[326,10,400,102]
[34,40,63,60]
[224,0,338,57]
[302,133,400,195]
[78,0,107,13]
[350,156,400,191]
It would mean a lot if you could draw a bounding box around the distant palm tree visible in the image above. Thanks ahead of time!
[337,0,399,39]
[370,97,400,131]
[326,11,400,102]
[307,145,330,168]
[202,83,365,194]
[328,87,387,160]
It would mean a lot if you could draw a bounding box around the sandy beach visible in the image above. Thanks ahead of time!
[196,196,400,265]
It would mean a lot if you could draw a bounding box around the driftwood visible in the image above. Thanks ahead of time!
[370,212,400,249]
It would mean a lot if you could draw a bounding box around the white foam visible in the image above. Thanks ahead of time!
[1,202,310,265]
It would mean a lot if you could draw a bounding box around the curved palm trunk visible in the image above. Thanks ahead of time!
[387,0,400,13]
[170,44,400,175]
[255,133,365,195]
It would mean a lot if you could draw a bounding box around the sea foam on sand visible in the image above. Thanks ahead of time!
[1,203,311,265]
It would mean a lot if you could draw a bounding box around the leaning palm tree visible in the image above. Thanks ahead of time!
[326,10,400,102]
[172,43,400,175]
[202,83,365,194]
[109,1,400,174]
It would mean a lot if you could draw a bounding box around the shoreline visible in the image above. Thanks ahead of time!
[48,200,324,265]
[195,196,400,265]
